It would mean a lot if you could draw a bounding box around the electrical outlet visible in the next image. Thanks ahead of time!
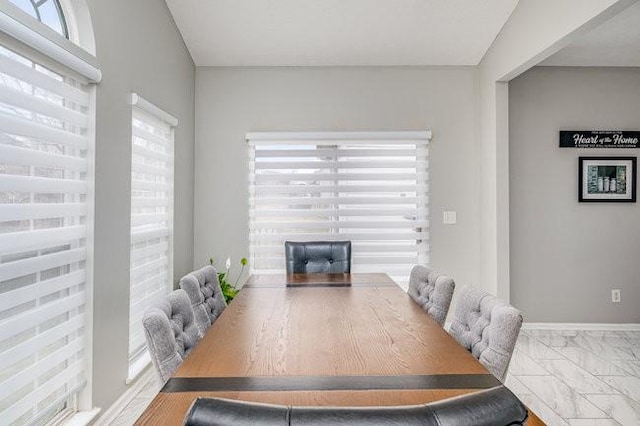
[611,289,621,303]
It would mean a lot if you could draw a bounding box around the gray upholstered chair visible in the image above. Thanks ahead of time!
[407,265,455,326]
[448,286,523,381]
[142,289,204,383]
[183,385,528,426]
[285,241,351,274]
[179,265,227,334]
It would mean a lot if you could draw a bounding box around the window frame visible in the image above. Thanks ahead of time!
[247,131,431,286]
[8,0,69,38]
[0,0,101,82]
[0,34,97,424]
[0,0,99,421]
[127,93,177,383]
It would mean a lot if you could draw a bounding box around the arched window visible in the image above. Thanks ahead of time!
[8,0,68,38]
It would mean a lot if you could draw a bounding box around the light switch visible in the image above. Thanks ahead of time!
[443,211,457,225]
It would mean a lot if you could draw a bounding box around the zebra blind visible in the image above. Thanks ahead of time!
[248,131,430,285]
[128,98,175,378]
[0,45,92,425]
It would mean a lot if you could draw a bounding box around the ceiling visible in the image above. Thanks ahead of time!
[165,0,519,67]
[541,1,640,67]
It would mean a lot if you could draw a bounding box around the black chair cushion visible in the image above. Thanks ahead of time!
[284,241,351,274]
[183,385,529,426]
[184,398,288,426]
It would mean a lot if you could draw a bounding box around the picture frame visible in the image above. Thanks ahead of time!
[578,156,636,203]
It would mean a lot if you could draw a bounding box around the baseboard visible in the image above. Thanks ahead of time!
[61,408,101,426]
[92,366,155,426]
[522,322,640,331]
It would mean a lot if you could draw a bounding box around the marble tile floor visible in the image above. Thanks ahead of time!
[107,329,640,426]
[506,329,640,426]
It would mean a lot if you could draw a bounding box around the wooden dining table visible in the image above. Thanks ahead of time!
[135,273,544,425]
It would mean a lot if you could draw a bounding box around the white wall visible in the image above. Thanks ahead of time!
[86,0,195,410]
[194,67,480,291]
[509,66,640,323]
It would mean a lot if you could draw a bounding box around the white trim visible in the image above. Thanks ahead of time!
[58,0,97,56]
[0,1,101,82]
[246,130,432,142]
[131,93,178,127]
[92,367,155,426]
[58,408,100,426]
[523,322,640,331]
[126,351,151,384]
[77,83,97,412]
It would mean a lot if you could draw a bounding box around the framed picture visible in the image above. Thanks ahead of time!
[579,157,636,202]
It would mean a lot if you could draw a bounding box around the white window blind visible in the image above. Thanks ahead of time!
[128,95,175,379]
[0,44,92,425]
[248,131,430,285]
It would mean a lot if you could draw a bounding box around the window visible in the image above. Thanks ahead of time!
[247,131,430,286]
[8,0,68,38]
[128,94,176,380]
[0,43,93,424]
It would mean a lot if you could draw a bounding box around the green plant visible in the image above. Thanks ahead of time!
[209,256,248,303]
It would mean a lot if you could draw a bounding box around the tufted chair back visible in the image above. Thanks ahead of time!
[142,289,204,383]
[448,286,523,381]
[407,265,455,326]
[179,265,227,334]
[285,241,351,274]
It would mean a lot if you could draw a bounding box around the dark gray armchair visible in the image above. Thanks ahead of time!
[284,241,351,274]
[183,385,528,426]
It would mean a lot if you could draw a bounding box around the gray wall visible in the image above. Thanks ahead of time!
[194,67,481,291]
[86,0,195,409]
[509,66,640,323]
